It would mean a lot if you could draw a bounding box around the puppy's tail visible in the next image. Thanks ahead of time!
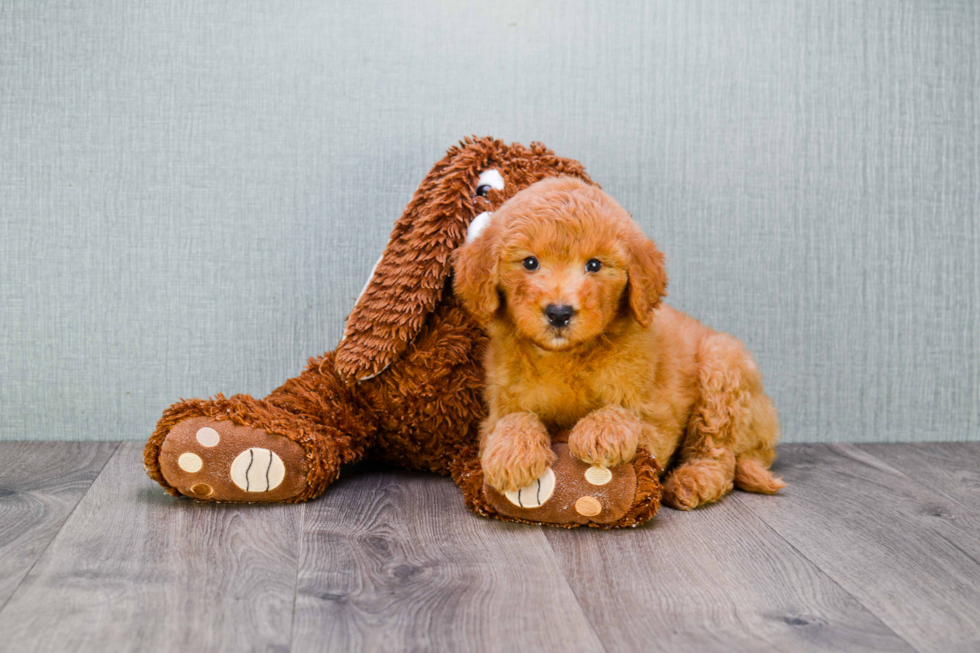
[734,454,786,494]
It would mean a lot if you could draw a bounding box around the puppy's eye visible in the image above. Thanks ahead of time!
[476,184,492,198]
[522,256,539,271]
[586,258,603,273]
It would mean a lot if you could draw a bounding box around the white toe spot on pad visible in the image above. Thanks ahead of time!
[230,448,285,492]
[466,211,493,243]
[178,452,203,473]
[585,466,613,486]
[195,427,220,447]
[504,467,556,508]
[477,169,505,190]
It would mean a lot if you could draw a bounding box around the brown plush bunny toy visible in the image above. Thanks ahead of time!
[143,137,662,528]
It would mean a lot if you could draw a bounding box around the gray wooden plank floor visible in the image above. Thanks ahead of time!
[545,499,913,652]
[0,442,118,611]
[855,442,980,519]
[0,442,977,652]
[0,442,301,652]
[293,469,603,653]
[736,444,980,652]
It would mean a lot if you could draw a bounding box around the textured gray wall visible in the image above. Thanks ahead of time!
[1,1,977,442]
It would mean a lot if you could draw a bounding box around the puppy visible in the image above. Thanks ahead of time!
[452,176,784,510]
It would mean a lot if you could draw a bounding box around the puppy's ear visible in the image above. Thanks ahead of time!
[626,229,667,327]
[452,221,501,323]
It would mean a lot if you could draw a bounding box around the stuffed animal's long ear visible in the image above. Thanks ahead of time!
[335,144,489,382]
[626,228,667,327]
[452,220,501,324]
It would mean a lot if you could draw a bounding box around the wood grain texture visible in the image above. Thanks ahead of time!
[855,442,980,517]
[292,467,604,653]
[545,495,912,652]
[3,442,979,652]
[737,444,980,652]
[0,442,301,653]
[0,441,119,610]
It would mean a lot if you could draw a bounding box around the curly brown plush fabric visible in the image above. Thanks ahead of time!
[144,351,374,503]
[143,136,661,527]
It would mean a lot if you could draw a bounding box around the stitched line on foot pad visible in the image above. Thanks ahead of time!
[245,449,254,491]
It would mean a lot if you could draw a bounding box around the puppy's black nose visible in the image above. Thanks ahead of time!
[545,304,575,328]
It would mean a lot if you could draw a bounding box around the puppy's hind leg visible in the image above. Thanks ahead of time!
[663,333,749,510]
[733,391,786,495]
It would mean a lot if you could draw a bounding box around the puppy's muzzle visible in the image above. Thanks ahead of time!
[544,304,575,328]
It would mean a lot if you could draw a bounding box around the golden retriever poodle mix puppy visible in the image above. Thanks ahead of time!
[452,176,785,510]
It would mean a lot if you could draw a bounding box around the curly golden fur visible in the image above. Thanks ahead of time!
[453,177,785,510]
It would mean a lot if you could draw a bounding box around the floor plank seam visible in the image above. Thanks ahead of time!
[539,527,610,653]
[0,441,122,617]
[851,444,980,520]
[729,491,924,653]
[287,501,306,653]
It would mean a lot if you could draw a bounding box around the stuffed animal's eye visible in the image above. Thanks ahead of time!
[523,256,539,271]
[477,169,505,195]
[586,258,603,273]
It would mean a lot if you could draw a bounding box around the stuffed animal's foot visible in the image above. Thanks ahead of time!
[156,416,310,502]
[454,441,662,528]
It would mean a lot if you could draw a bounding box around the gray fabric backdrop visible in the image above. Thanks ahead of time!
[1,0,977,443]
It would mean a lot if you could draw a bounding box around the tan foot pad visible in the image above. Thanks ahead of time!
[483,443,645,526]
[159,417,308,502]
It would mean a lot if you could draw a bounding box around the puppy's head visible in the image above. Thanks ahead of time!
[453,177,666,350]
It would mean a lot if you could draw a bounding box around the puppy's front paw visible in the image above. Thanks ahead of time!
[568,405,640,468]
[481,413,556,493]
